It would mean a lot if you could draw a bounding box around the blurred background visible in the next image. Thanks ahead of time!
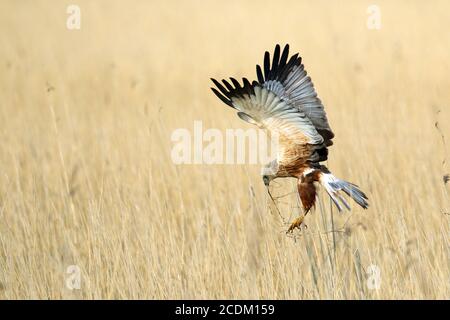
[0,0,448,299]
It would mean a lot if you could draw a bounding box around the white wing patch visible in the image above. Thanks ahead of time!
[230,87,323,145]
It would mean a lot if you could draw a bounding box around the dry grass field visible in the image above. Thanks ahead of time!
[0,0,449,299]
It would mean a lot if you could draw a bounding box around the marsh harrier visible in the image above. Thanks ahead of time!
[211,44,368,231]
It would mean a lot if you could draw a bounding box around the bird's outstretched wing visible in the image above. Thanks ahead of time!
[257,44,334,146]
[210,44,331,165]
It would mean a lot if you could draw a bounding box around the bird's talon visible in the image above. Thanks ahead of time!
[287,215,306,233]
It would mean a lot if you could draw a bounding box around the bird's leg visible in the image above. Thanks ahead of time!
[287,175,316,233]
[287,209,309,233]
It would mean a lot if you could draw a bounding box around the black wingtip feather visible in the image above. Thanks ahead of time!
[211,78,230,98]
[242,78,253,95]
[229,77,241,89]
[263,51,270,80]
[211,88,233,108]
[257,44,300,83]
[221,79,234,92]
[212,44,302,109]
[270,44,280,79]
[280,44,289,66]
[256,65,264,84]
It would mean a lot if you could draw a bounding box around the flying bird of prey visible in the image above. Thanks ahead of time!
[210,44,368,231]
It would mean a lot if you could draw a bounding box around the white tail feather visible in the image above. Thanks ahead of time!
[319,172,369,211]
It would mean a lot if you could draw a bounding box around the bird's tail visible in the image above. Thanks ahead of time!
[318,168,369,211]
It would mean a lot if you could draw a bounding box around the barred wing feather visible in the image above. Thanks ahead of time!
[211,78,324,148]
[257,44,334,145]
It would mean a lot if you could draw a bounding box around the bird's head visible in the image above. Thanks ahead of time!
[261,160,278,186]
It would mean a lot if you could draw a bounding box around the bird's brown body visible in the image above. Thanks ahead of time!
[277,157,323,214]
[298,169,321,212]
